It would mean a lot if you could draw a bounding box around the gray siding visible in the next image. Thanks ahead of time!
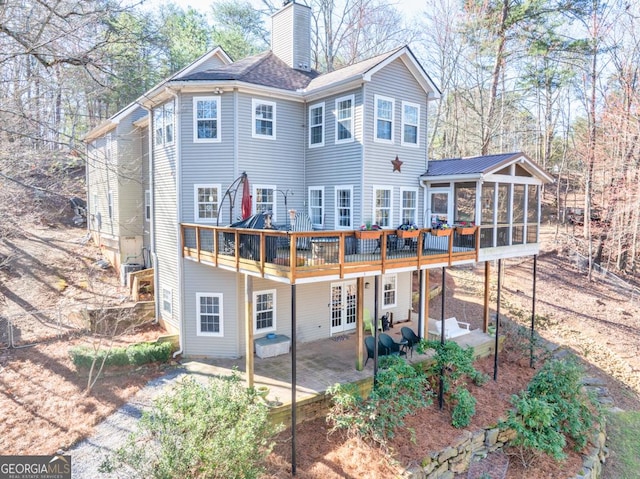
[141,125,151,257]
[305,88,364,230]
[87,133,118,238]
[153,100,180,331]
[271,5,294,69]
[362,59,429,228]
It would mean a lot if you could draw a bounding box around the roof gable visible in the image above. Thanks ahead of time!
[422,153,553,183]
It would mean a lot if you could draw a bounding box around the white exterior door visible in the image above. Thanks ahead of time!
[330,281,357,335]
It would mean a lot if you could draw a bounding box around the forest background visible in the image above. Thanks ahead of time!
[1,0,639,282]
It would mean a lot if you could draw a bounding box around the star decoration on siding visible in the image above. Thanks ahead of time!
[391,155,403,172]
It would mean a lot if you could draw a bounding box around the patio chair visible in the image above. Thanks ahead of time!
[364,336,376,366]
[363,308,382,333]
[379,333,407,357]
[400,327,420,357]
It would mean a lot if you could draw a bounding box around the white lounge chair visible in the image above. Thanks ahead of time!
[427,317,471,340]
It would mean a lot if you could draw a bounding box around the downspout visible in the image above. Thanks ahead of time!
[361,82,367,227]
[167,87,185,359]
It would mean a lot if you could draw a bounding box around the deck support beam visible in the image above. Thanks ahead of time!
[483,261,490,332]
[291,283,297,476]
[530,254,537,368]
[356,277,365,370]
[493,259,502,381]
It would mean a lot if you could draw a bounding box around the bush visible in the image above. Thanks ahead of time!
[417,339,487,428]
[327,355,432,447]
[100,373,278,479]
[501,357,600,467]
[69,341,173,369]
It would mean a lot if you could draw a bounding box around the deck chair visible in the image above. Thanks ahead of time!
[400,327,420,358]
[379,333,407,357]
[363,308,381,333]
[364,336,376,366]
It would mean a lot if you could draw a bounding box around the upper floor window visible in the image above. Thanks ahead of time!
[253,99,276,139]
[400,187,418,225]
[374,186,393,227]
[194,184,220,222]
[401,101,419,146]
[335,95,354,143]
[196,293,223,337]
[107,190,114,220]
[194,96,220,142]
[144,190,151,222]
[382,274,397,308]
[335,186,353,229]
[309,103,324,147]
[254,289,276,333]
[162,287,172,315]
[154,101,174,146]
[308,187,324,228]
[164,102,174,143]
[254,185,276,220]
[374,95,394,143]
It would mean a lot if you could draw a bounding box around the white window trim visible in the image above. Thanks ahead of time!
[309,102,324,148]
[162,287,172,315]
[400,187,419,225]
[308,186,324,228]
[144,190,151,222]
[373,185,393,228]
[193,96,221,143]
[334,185,354,230]
[335,94,355,144]
[164,101,175,146]
[253,289,276,334]
[107,190,114,220]
[154,108,163,146]
[252,98,276,140]
[194,184,221,223]
[374,94,395,144]
[253,184,277,221]
[196,292,224,337]
[401,101,420,147]
[382,274,397,308]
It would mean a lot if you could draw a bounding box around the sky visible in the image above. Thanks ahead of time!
[138,0,426,21]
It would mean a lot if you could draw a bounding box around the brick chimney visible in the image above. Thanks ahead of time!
[271,1,311,72]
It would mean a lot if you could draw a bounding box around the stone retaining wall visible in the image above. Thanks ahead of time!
[402,376,610,479]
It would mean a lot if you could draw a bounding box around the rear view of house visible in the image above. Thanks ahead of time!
[84,1,552,364]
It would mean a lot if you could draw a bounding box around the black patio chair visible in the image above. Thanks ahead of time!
[401,327,421,358]
[364,336,376,366]
[379,333,407,357]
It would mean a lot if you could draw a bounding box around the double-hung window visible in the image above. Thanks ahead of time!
[194,96,220,142]
[308,187,324,228]
[254,289,276,333]
[144,190,151,222]
[253,99,276,139]
[107,191,114,220]
[162,287,172,315]
[400,187,418,225]
[382,274,397,308]
[254,185,276,220]
[335,95,354,143]
[373,186,393,227]
[374,95,394,143]
[194,184,220,222]
[154,101,174,146]
[401,101,419,146]
[309,103,324,147]
[196,293,223,336]
[335,186,353,229]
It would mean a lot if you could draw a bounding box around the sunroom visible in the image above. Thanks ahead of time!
[421,152,554,262]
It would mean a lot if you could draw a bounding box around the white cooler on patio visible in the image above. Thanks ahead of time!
[254,334,291,358]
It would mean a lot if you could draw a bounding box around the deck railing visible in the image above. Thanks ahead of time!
[180,224,479,283]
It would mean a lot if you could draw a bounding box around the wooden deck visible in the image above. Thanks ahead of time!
[180,224,480,284]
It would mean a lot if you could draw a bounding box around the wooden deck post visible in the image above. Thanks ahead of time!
[245,275,254,388]
[356,277,365,370]
[422,269,429,338]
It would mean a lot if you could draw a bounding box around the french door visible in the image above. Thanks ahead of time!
[330,281,357,335]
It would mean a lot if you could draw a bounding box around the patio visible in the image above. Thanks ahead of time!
[182,319,495,410]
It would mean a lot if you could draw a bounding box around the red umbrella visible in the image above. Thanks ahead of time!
[241,175,251,220]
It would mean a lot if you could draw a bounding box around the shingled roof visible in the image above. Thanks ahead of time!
[174,51,319,91]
